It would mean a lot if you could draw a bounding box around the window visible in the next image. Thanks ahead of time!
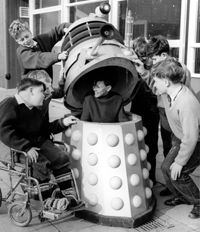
[33,12,61,35]
[187,0,200,77]
[35,0,61,9]
[117,0,187,62]
[63,0,108,23]
[118,0,182,40]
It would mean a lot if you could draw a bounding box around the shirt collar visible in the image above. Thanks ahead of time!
[15,93,33,110]
[169,84,183,101]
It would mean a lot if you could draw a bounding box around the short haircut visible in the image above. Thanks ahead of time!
[132,37,148,58]
[17,78,46,93]
[151,58,184,84]
[93,75,117,88]
[9,19,30,40]
[146,35,170,57]
[93,68,117,88]
[27,70,51,83]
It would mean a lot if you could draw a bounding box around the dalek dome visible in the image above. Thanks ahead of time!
[61,8,139,113]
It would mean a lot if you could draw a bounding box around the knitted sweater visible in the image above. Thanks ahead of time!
[162,85,200,166]
[81,91,128,122]
[16,23,70,79]
[0,97,66,153]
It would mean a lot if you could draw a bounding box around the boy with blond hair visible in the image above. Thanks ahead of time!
[151,59,200,219]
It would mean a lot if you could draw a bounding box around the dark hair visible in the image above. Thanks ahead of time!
[93,68,117,88]
[151,58,184,84]
[132,37,148,58]
[93,76,117,88]
[17,78,46,92]
[146,35,170,58]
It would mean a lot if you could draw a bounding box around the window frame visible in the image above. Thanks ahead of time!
[187,0,200,78]
[28,0,189,75]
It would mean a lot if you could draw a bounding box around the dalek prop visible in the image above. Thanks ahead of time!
[61,2,156,228]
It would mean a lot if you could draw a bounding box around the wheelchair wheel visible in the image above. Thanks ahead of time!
[8,202,32,227]
[0,188,2,207]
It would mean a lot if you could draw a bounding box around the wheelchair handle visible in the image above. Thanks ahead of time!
[11,148,28,157]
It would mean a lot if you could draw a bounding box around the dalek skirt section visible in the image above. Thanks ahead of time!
[62,116,156,227]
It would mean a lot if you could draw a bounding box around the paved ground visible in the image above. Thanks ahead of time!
[0,98,200,232]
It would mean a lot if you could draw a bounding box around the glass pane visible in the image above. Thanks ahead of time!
[119,0,181,40]
[67,0,105,3]
[195,48,200,73]
[66,2,108,22]
[196,1,200,42]
[35,0,61,9]
[33,12,61,35]
[170,48,179,59]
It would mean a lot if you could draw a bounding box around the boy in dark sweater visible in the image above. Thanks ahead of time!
[0,78,79,206]
[81,75,129,123]
[9,19,70,79]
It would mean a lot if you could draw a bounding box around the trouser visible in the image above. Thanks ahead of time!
[32,139,72,192]
[161,138,200,205]
[142,111,160,184]
[159,107,173,157]
[131,95,159,184]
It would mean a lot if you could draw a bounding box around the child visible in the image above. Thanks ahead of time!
[9,19,70,79]
[131,36,160,186]
[27,70,64,116]
[81,75,129,122]
[151,59,200,219]
[132,35,193,196]
[0,70,65,164]
[0,78,80,207]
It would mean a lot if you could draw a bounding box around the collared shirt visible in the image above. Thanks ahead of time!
[168,84,183,107]
[15,93,33,110]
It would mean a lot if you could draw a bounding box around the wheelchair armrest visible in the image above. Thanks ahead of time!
[10,148,30,167]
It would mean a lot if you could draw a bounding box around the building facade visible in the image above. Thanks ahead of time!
[1,0,200,100]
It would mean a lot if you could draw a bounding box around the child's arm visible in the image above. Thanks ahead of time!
[118,106,130,122]
[174,106,199,166]
[0,104,32,152]
[16,23,70,70]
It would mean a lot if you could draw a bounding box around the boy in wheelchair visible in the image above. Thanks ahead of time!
[0,77,81,211]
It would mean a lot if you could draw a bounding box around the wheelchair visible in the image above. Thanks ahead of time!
[0,141,86,227]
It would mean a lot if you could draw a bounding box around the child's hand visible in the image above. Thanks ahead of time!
[63,115,79,126]
[58,50,69,60]
[130,56,147,75]
[170,162,183,180]
[27,147,40,163]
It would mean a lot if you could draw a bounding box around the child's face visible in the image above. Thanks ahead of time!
[151,54,165,65]
[29,86,45,107]
[42,80,54,99]
[153,76,167,95]
[93,81,110,98]
[16,29,34,47]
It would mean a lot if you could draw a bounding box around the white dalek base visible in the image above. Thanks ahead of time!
[61,2,156,228]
